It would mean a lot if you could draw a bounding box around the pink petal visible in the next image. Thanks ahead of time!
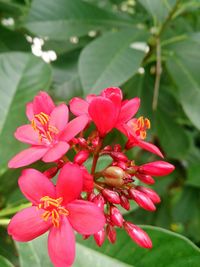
[42,142,70,163]
[8,146,48,168]
[67,200,105,235]
[117,98,140,125]
[69,97,89,116]
[26,102,34,121]
[18,168,56,205]
[48,217,75,267]
[49,104,69,132]
[56,163,83,205]
[88,97,117,137]
[86,94,96,103]
[138,140,164,158]
[8,206,51,242]
[33,91,55,115]
[101,87,122,118]
[60,115,89,142]
[14,125,40,145]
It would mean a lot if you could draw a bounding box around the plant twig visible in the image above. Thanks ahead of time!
[152,38,162,111]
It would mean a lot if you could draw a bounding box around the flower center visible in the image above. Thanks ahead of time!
[31,112,59,144]
[132,116,150,140]
[38,196,69,227]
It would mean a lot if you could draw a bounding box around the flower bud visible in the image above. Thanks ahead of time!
[103,145,112,151]
[103,166,125,187]
[115,161,127,170]
[102,189,121,204]
[138,161,175,176]
[106,225,116,244]
[110,206,124,227]
[43,167,58,179]
[129,188,156,211]
[88,192,96,201]
[136,173,155,184]
[114,144,122,152]
[136,186,160,204]
[94,228,105,247]
[77,137,87,147]
[124,222,152,248]
[110,151,128,162]
[74,150,90,165]
[93,194,105,210]
[120,194,130,210]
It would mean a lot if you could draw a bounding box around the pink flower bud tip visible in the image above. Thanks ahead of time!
[139,161,175,176]
[74,150,90,165]
[120,195,130,210]
[102,189,121,204]
[93,194,105,210]
[136,173,155,184]
[136,186,161,204]
[94,228,106,247]
[129,188,156,211]
[110,206,124,227]
[124,222,152,249]
[106,225,116,244]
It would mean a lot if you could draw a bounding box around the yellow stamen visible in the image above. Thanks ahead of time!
[132,116,151,140]
[38,196,68,228]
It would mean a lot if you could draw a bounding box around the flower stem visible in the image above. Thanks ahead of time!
[0,218,10,226]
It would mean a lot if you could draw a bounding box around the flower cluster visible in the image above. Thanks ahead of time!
[8,89,174,267]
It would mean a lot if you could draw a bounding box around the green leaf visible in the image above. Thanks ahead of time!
[0,52,52,171]
[166,34,200,130]
[156,109,191,158]
[24,0,134,40]
[0,25,30,53]
[138,0,176,24]
[51,50,83,101]
[79,29,148,94]
[186,163,200,188]
[15,226,200,267]
[0,255,14,267]
[84,155,113,173]
[15,234,53,267]
[76,226,200,267]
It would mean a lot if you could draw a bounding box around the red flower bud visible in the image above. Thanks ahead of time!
[138,161,175,176]
[129,188,156,211]
[88,192,96,201]
[110,206,124,227]
[124,222,152,249]
[43,167,58,179]
[103,145,112,151]
[120,194,130,210]
[110,151,128,162]
[114,144,122,152]
[74,150,90,165]
[115,161,127,170]
[136,186,161,204]
[136,173,155,184]
[77,137,87,147]
[106,225,116,244]
[93,194,105,210]
[102,189,121,204]
[94,228,105,247]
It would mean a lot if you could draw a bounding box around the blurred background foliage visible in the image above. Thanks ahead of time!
[0,0,200,266]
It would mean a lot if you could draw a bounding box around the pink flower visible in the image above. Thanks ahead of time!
[122,116,164,158]
[8,91,88,168]
[8,163,105,267]
[70,87,140,137]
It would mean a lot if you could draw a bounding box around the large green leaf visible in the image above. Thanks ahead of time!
[166,34,200,130]
[0,52,52,171]
[79,29,148,94]
[138,0,176,24]
[0,255,14,267]
[24,0,134,40]
[16,226,200,267]
[76,226,200,267]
